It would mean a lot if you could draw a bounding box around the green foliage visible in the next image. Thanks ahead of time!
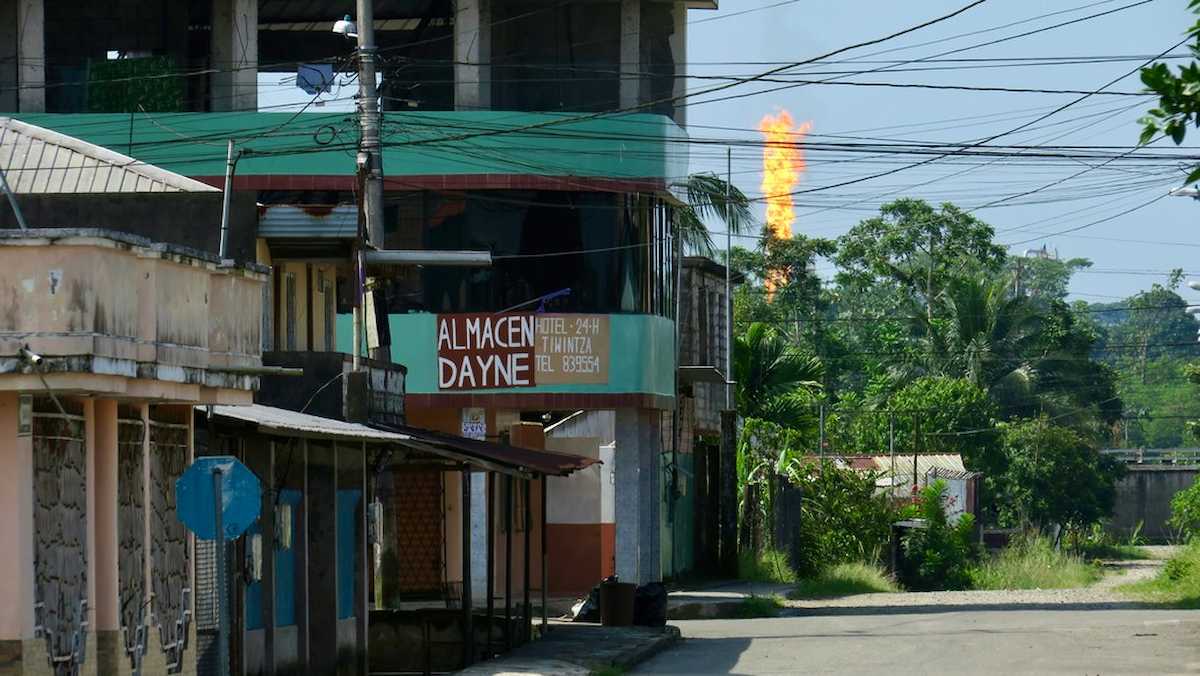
[970,535,1101,590]
[734,323,823,429]
[994,417,1124,530]
[1120,542,1200,608]
[835,199,1006,305]
[738,548,799,584]
[1139,3,1200,183]
[1005,254,1092,301]
[1169,476,1200,541]
[786,460,895,577]
[789,562,899,598]
[730,595,785,618]
[87,56,184,112]
[899,481,978,591]
[673,173,753,255]
[1066,523,1153,561]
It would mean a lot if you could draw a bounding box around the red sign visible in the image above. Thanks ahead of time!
[437,314,536,390]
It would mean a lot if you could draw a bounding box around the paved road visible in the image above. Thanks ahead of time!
[637,607,1200,675]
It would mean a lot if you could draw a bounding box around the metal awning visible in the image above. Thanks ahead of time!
[201,404,597,478]
[678,365,727,384]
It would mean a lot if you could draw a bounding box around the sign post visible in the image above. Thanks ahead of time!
[176,456,262,676]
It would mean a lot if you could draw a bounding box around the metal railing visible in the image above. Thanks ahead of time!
[1101,448,1200,465]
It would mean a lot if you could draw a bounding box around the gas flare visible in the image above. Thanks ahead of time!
[758,109,810,295]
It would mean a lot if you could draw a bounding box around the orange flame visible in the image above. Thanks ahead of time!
[758,110,810,296]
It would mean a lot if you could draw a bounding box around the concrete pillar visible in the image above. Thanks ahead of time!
[669,1,687,127]
[469,472,488,603]
[11,0,46,112]
[0,392,36,655]
[619,0,641,110]
[91,399,121,673]
[614,408,662,585]
[210,0,258,112]
[454,0,491,110]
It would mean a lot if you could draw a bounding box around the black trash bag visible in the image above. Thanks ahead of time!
[632,582,668,627]
[571,575,618,622]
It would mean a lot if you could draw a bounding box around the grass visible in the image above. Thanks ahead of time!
[789,562,900,599]
[738,548,799,584]
[591,667,626,676]
[730,595,785,618]
[1077,542,1153,561]
[970,536,1102,590]
[1120,541,1200,608]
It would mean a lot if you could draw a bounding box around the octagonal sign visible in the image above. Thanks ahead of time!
[176,456,262,541]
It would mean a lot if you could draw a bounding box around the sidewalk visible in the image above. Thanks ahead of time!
[457,623,681,676]
[668,580,794,620]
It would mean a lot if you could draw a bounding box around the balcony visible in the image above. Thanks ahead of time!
[0,229,265,399]
[259,351,406,427]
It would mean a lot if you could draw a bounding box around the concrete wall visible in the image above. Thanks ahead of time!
[1108,465,1200,542]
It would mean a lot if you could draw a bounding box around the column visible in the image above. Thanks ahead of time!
[636,409,662,584]
[613,409,641,582]
[669,1,686,127]
[0,392,36,663]
[469,473,488,603]
[210,0,258,112]
[619,0,641,110]
[91,399,121,673]
[5,0,46,112]
[454,0,491,110]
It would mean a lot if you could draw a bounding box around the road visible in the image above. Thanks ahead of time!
[637,607,1200,675]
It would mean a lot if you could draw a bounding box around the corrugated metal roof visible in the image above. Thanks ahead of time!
[0,117,218,194]
[204,404,410,442]
[258,204,359,238]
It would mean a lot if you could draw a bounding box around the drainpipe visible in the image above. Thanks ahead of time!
[219,139,237,260]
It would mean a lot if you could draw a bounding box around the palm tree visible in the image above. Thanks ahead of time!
[672,173,754,256]
[733,322,824,429]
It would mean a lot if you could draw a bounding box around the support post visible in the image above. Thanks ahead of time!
[719,410,737,577]
[461,468,473,667]
[540,475,548,631]
[485,472,495,658]
[522,479,531,644]
[504,475,513,652]
[219,139,235,259]
[619,0,641,109]
[210,0,257,111]
[213,468,229,676]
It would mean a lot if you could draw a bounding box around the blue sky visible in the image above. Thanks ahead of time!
[260,1,1197,303]
[686,0,1198,302]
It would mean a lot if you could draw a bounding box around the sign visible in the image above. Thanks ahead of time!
[437,314,536,390]
[534,314,610,384]
[176,456,262,541]
[461,407,487,440]
[436,313,612,390]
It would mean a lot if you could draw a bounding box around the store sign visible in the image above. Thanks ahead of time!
[436,313,611,390]
[534,314,610,384]
[461,408,487,440]
[437,314,537,389]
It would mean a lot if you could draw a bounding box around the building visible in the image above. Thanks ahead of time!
[0,227,266,676]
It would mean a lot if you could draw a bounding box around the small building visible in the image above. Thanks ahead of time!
[0,228,265,676]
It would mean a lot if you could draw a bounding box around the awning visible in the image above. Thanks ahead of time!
[372,422,600,478]
[201,404,598,478]
[678,365,727,385]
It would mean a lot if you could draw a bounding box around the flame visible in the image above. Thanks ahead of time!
[758,110,811,296]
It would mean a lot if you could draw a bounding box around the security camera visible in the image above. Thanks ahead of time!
[18,345,42,366]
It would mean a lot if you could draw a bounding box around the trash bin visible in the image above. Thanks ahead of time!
[599,581,636,626]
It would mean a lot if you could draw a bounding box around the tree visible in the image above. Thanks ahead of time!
[835,199,1006,321]
[732,322,823,430]
[1005,253,1092,300]
[994,416,1124,532]
[672,173,753,256]
[1138,0,1200,183]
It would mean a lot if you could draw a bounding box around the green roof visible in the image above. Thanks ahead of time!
[13,111,688,181]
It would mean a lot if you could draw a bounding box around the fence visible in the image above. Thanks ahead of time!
[1101,448,1200,465]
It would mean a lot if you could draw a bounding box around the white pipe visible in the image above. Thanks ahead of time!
[362,249,492,266]
[219,138,235,260]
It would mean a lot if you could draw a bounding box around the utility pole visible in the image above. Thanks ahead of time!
[724,147,733,409]
[356,0,390,364]
[926,230,936,325]
[1013,257,1023,297]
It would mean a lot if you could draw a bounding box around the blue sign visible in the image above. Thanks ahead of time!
[176,456,262,541]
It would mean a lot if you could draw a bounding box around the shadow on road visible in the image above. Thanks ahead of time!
[782,599,1182,617]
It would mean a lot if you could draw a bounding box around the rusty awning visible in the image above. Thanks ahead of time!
[372,422,599,477]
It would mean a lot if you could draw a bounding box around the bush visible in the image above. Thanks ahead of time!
[1121,541,1200,607]
[731,595,785,618]
[789,562,899,599]
[787,460,894,577]
[899,481,978,591]
[739,548,799,584]
[970,535,1100,590]
[1169,477,1200,541]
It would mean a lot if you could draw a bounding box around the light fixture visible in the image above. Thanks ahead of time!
[18,345,42,366]
[332,14,358,38]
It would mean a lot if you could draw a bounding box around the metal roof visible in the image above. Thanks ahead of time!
[258,204,359,239]
[205,404,409,442]
[0,117,219,194]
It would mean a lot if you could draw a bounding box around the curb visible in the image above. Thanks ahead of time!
[609,625,682,672]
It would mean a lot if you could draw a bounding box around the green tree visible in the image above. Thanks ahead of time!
[672,173,754,255]
[1139,0,1200,183]
[995,417,1124,532]
[733,322,823,429]
[835,199,1006,321]
[1005,253,1092,300]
